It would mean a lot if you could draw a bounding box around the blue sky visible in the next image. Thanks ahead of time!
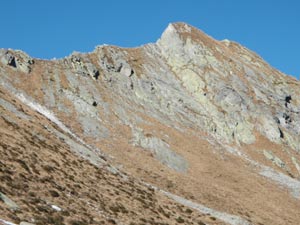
[1,0,299,79]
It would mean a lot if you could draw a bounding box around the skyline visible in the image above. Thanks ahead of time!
[1,0,299,79]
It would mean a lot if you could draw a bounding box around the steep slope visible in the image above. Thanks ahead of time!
[0,83,224,225]
[0,22,300,225]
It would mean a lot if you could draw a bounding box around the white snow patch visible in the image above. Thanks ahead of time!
[51,204,62,211]
[0,219,17,225]
[15,93,95,150]
[15,93,108,166]
[16,93,74,137]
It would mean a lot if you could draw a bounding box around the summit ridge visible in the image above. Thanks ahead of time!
[0,22,300,225]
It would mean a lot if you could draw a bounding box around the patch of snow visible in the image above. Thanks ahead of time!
[0,219,17,225]
[51,204,62,211]
[16,93,74,137]
[15,93,96,151]
[14,92,111,168]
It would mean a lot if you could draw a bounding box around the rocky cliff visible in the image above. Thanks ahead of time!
[0,22,300,225]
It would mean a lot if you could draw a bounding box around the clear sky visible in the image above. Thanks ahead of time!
[1,0,299,79]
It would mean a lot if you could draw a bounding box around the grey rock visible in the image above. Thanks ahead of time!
[15,92,107,167]
[119,63,134,77]
[86,62,100,79]
[263,150,286,169]
[215,87,244,108]
[5,53,17,67]
[260,167,300,199]
[0,192,19,210]
[292,157,300,176]
[0,50,34,73]
[0,51,16,68]
[132,128,188,172]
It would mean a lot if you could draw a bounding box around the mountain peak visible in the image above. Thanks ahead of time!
[1,23,300,225]
[159,22,216,45]
[164,22,194,33]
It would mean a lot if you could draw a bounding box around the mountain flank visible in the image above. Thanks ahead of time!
[0,22,300,225]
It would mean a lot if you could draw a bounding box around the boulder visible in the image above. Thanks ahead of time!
[5,53,17,67]
[120,63,134,77]
[257,116,282,143]
[132,128,188,172]
[0,192,19,210]
[0,50,33,73]
[0,52,16,67]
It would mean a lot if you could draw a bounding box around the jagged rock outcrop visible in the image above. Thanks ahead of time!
[0,49,34,73]
[1,22,300,225]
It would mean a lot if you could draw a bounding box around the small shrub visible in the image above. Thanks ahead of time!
[16,159,30,172]
[70,219,88,225]
[185,208,193,214]
[109,203,128,214]
[49,190,60,197]
[28,191,36,197]
[198,221,206,225]
[35,215,64,225]
[176,216,185,223]
[61,210,70,216]
[43,164,55,173]
[107,219,117,224]
[36,205,50,213]
[210,216,217,221]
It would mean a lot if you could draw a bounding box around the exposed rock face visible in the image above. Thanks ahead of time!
[0,49,33,73]
[0,22,300,224]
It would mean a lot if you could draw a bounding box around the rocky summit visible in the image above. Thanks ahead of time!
[0,22,300,225]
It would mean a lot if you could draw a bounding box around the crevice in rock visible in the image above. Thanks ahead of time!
[285,95,292,107]
[274,117,280,124]
[93,70,100,80]
[150,82,155,93]
[130,82,134,90]
[130,68,134,77]
[7,55,16,68]
[283,113,292,124]
[116,63,122,72]
[279,127,284,138]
